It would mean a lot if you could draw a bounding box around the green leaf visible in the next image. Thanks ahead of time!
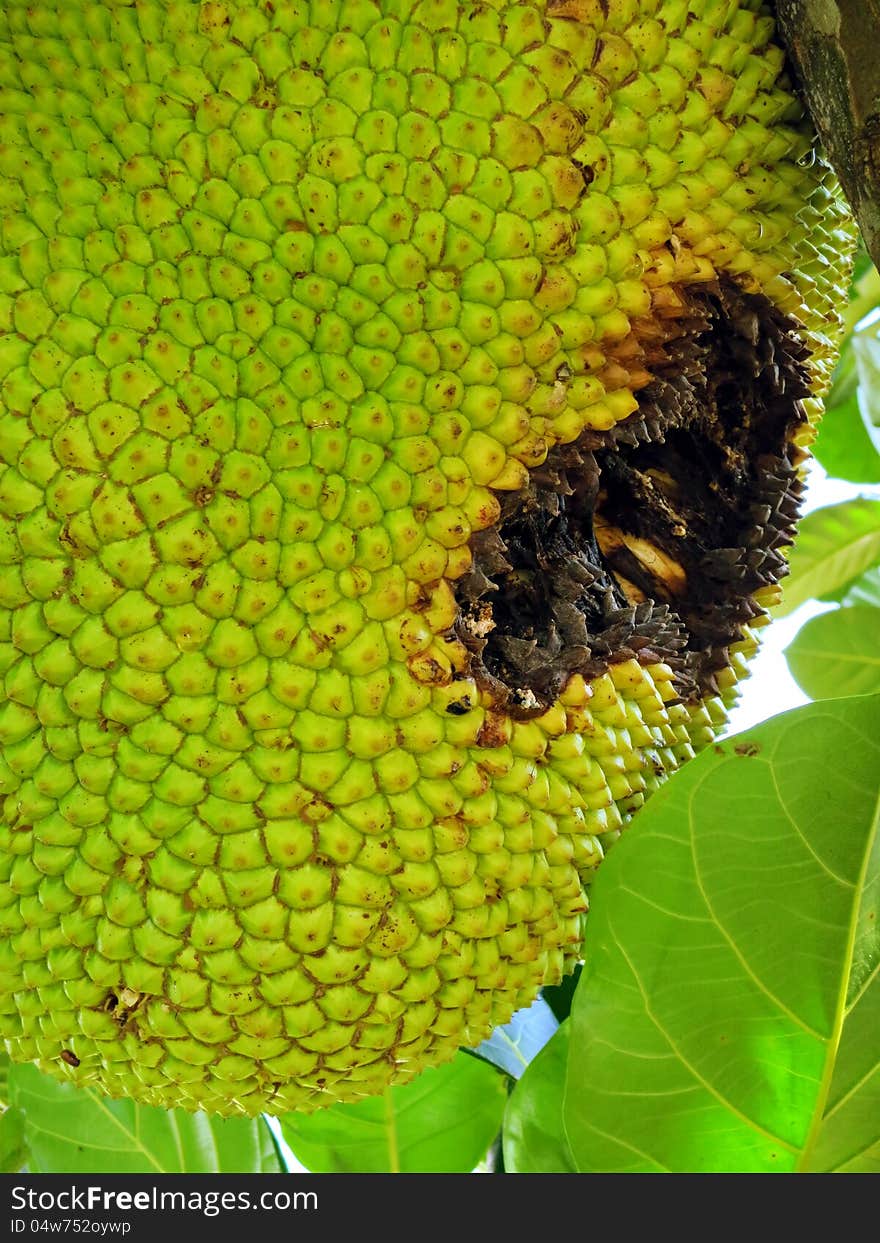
[0,1051,10,1108]
[842,258,880,335]
[471,997,558,1079]
[812,297,880,484]
[279,1053,506,1173]
[843,565,880,609]
[804,809,880,1173]
[503,1022,576,1173]
[0,1107,27,1173]
[775,499,880,616]
[786,606,880,700]
[848,244,876,298]
[562,695,880,1173]
[854,331,880,451]
[7,1064,282,1173]
[813,389,880,485]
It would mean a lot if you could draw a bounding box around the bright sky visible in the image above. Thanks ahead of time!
[726,463,874,734]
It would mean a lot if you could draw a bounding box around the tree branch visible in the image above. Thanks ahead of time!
[775,1,880,271]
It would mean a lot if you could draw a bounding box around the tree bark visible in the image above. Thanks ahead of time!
[775,1,880,271]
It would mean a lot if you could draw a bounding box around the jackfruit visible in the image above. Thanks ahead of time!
[0,0,853,1116]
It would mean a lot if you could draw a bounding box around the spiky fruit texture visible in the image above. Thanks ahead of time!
[0,0,853,1117]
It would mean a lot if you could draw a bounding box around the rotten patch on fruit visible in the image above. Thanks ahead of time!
[455,277,813,717]
[100,987,145,1033]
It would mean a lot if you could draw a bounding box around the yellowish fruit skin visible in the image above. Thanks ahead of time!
[0,0,853,1115]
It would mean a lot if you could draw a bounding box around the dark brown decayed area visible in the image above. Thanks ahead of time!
[454,277,813,716]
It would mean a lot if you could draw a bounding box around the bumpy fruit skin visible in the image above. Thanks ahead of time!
[0,0,852,1115]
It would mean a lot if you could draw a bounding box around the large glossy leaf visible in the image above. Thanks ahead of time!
[813,387,880,485]
[503,1022,575,1173]
[561,696,880,1173]
[854,331,880,454]
[804,825,880,1173]
[776,499,880,616]
[0,1107,26,1173]
[817,262,880,482]
[279,1053,505,1173]
[7,1064,282,1173]
[813,286,880,483]
[842,565,880,609]
[843,253,880,334]
[471,997,558,1080]
[786,606,880,700]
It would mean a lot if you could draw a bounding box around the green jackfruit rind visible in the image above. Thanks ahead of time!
[0,0,853,1116]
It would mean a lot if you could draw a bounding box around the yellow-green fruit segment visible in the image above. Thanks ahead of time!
[0,0,853,1116]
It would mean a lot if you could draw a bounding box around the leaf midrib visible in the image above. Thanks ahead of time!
[796,771,880,1171]
[29,1090,165,1173]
